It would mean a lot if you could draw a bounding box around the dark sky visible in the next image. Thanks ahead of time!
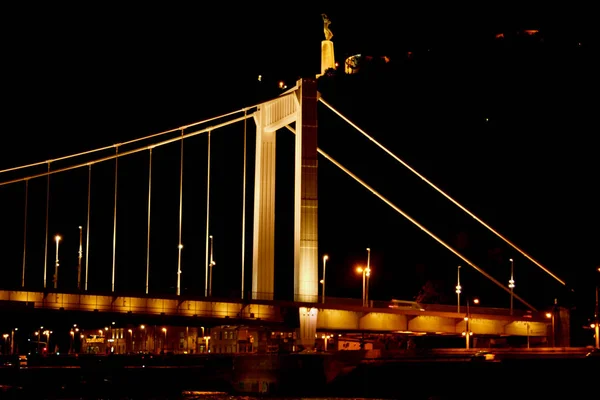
[1,5,597,324]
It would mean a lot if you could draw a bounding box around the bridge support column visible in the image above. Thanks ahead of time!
[294,79,319,346]
[252,106,276,300]
[294,78,319,303]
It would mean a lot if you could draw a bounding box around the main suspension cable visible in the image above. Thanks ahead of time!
[0,105,258,175]
[318,148,537,312]
[0,113,253,187]
[318,97,566,287]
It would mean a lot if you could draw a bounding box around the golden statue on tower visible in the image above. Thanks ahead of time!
[322,14,333,41]
[318,14,335,77]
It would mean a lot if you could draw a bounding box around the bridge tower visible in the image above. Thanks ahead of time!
[252,78,319,346]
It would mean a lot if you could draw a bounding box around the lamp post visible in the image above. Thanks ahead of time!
[366,248,371,307]
[54,235,61,289]
[357,266,366,307]
[2,334,8,355]
[177,244,183,296]
[322,334,331,351]
[44,330,51,353]
[456,266,462,313]
[162,327,167,353]
[77,226,83,290]
[208,235,215,296]
[356,265,372,307]
[127,329,132,353]
[509,258,515,315]
[321,255,328,304]
[10,328,17,355]
[551,298,558,347]
[463,298,473,349]
[594,266,599,348]
[69,330,74,354]
[34,330,40,354]
[140,325,146,352]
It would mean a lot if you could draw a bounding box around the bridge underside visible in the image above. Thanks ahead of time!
[0,290,549,338]
[0,290,281,322]
[317,309,550,337]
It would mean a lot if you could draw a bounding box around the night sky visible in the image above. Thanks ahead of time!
[1,5,597,335]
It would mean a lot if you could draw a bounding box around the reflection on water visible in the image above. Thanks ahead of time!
[181,394,393,400]
[1,356,598,400]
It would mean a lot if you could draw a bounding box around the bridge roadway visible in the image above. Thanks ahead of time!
[0,289,550,337]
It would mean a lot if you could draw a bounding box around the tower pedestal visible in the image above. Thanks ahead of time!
[319,40,335,77]
[297,307,318,348]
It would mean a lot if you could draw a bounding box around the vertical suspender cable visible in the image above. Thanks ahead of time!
[204,131,211,297]
[241,110,247,299]
[177,130,184,296]
[146,148,152,295]
[85,164,91,291]
[21,179,29,288]
[112,146,119,293]
[43,162,50,289]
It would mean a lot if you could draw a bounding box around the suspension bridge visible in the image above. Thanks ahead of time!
[0,79,569,346]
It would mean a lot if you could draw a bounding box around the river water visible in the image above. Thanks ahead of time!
[0,355,597,399]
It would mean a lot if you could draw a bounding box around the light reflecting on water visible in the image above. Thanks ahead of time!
[181,394,395,400]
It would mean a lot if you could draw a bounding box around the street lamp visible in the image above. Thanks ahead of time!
[177,243,183,296]
[356,267,365,306]
[54,235,61,289]
[356,265,371,307]
[366,248,371,307]
[322,334,331,351]
[509,258,515,315]
[127,329,132,353]
[10,328,17,355]
[77,226,83,290]
[162,327,167,353]
[34,331,40,354]
[547,298,559,347]
[2,334,8,355]
[43,330,51,353]
[69,330,74,354]
[462,298,473,349]
[594,266,599,349]
[456,266,462,313]
[321,255,328,304]
[140,325,146,352]
[208,235,216,296]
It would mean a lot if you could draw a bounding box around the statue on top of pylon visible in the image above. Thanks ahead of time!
[322,14,333,41]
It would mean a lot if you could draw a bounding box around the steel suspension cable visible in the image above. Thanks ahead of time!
[21,179,28,288]
[0,114,252,188]
[317,148,537,311]
[112,146,118,293]
[0,106,256,176]
[43,162,50,289]
[241,110,247,300]
[205,131,212,297]
[177,130,184,296]
[146,149,152,295]
[318,97,566,287]
[85,165,91,291]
